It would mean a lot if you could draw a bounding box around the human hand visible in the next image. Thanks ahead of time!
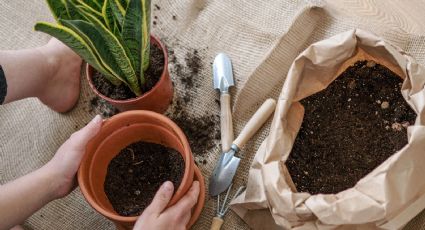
[44,115,102,199]
[133,181,200,230]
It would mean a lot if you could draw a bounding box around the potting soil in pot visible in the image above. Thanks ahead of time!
[286,60,416,195]
[104,141,184,216]
[92,44,164,100]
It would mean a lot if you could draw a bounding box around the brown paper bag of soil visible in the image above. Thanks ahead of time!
[231,29,425,230]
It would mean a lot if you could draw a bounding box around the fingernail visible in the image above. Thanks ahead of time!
[91,115,102,124]
[162,181,173,192]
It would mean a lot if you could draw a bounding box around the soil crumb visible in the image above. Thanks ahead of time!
[104,141,184,216]
[286,60,416,195]
[92,44,164,100]
[89,97,119,118]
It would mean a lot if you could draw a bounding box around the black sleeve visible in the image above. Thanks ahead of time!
[0,65,6,104]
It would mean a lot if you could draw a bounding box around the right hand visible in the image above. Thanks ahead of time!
[133,181,200,230]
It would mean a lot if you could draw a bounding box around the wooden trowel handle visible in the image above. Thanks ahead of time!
[220,93,234,152]
[210,217,224,230]
[233,98,276,149]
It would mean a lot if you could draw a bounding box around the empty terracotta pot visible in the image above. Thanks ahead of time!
[86,35,173,113]
[78,111,205,229]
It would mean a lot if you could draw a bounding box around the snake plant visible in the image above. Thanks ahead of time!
[35,0,151,96]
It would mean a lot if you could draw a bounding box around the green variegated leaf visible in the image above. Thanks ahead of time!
[122,0,142,78]
[102,0,115,30]
[81,0,103,11]
[109,0,125,28]
[68,0,107,28]
[65,0,87,21]
[122,0,151,84]
[34,22,121,86]
[76,5,106,25]
[119,0,129,9]
[82,13,141,95]
[113,20,120,36]
[46,0,69,22]
[61,19,129,87]
[141,0,151,72]
[75,3,103,18]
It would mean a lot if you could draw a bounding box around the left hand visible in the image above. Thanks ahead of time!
[44,115,102,198]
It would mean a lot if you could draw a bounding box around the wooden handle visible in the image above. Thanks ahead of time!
[210,217,224,230]
[220,93,234,152]
[233,98,276,149]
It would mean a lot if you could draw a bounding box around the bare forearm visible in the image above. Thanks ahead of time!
[0,166,57,230]
[0,116,102,230]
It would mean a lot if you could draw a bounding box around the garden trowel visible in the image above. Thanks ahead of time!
[213,53,235,152]
[209,98,276,196]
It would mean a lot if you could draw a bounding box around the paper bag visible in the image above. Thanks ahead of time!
[231,29,425,230]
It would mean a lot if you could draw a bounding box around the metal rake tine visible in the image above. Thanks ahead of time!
[217,193,221,216]
[219,183,233,215]
[223,186,246,215]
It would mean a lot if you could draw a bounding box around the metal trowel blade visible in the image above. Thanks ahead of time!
[213,53,234,92]
[209,150,241,196]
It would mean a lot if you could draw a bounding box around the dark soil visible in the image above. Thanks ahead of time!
[286,60,416,195]
[104,141,184,216]
[92,44,164,100]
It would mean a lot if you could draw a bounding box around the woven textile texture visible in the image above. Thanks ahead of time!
[1,0,425,229]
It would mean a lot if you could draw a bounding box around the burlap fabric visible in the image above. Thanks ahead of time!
[1,0,425,229]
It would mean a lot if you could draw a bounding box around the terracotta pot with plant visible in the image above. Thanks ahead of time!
[35,0,173,113]
[78,110,206,229]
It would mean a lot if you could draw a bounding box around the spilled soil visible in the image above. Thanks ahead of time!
[286,60,416,195]
[169,97,220,159]
[166,49,220,162]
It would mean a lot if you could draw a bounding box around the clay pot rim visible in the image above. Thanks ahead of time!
[88,122,193,221]
[86,35,168,104]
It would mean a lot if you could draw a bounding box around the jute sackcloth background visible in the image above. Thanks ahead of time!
[2,0,425,229]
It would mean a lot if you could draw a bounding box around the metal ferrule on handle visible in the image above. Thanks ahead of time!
[220,145,239,167]
[230,144,240,153]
